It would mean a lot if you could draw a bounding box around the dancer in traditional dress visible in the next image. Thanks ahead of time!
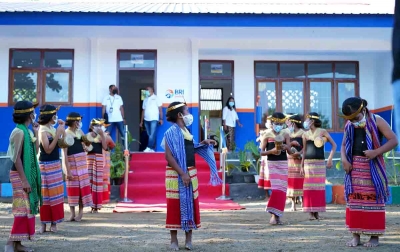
[5,101,41,252]
[37,105,65,233]
[301,112,336,220]
[162,101,222,251]
[341,97,398,247]
[103,129,115,205]
[62,112,93,221]
[286,114,305,211]
[87,119,108,213]
[260,112,294,225]
[257,116,273,199]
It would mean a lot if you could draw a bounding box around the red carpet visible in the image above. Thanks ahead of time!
[113,152,244,213]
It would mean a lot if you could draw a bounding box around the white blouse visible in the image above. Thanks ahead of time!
[222,106,239,127]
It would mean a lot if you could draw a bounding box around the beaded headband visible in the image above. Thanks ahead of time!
[66,116,82,121]
[40,105,61,115]
[306,114,320,120]
[270,117,287,123]
[167,103,185,112]
[339,103,364,120]
[13,103,38,114]
[90,118,105,125]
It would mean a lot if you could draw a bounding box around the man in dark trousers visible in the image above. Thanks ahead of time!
[393,0,400,135]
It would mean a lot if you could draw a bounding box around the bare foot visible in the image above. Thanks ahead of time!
[346,234,361,247]
[185,231,193,250]
[69,215,75,222]
[50,224,57,233]
[364,236,379,247]
[170,242,179,251]
[37,224,46,234]
[269,214,278,225]
[15,243,34,252]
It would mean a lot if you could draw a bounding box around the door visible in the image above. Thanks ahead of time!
[199,79,233,144]
[199,61,234,146]
[118,70,154,151]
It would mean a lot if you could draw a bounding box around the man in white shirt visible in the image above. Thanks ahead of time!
[139,87,163,152]
[102,84,126,141]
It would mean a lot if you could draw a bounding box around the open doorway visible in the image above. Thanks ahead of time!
[117,50,156,152]
[199,61,234,148]
[119,70,154,151]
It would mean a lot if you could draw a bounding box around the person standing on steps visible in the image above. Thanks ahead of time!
[161,101,222,251]
[222,96,242,152]
[340,97,398,248]
[102,84,126,142]
[140,86,163,152]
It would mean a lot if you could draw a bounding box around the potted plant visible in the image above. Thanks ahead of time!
[110,143,126,185]
[238,149,255,183]
[383,148,400,204]
[244,141,261,183]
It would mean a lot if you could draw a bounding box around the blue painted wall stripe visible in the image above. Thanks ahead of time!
[1,183,12,197]
[0,13,393,27]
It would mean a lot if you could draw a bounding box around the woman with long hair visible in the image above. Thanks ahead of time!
[37,105,65,233]
[286,114,305,211]
[62,112,93,222]
[162,101,222,250]
[260,112,294,225]
[341,97,397,247]
[5,101,41,252]
[86,119,108,213]
[222,96,242,151]
[301,112,336,220]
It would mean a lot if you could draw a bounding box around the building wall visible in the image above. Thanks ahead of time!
[0,28,395,152]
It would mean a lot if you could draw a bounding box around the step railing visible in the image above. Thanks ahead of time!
[121,124,133,203]
[216,125,231,201]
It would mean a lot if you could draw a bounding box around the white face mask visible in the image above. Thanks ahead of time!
[288,125,294,133]
[303,120,311,130]
[183,114,194,127]
[101,126,106,132]
[77,121,82,129]
[273,124,283,133]
[352,113,366,127]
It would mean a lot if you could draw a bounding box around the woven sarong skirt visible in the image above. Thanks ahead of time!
[346,156,385,235]
[266,160,288,217]
[303,159,326,212]
[39,160,64,224]
[166,166,200,230]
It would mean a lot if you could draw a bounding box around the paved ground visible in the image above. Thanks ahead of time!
[0,200,399,252]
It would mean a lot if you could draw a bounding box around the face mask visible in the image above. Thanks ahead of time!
[182,114,194,127]
[288,125,294,133]
[101,126,106,132]
[303,121,310,130]
[112,89,118,95]
[145,90,150,97]
[229,102,234,107]
[265,121,271,129]
[273,124,282,133]
[77,121,82,129]
[52,115,58,126]
[352,113,366,127]
[93,126,100,133]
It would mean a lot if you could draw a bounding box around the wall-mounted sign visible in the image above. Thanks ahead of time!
[211,64,223,74]
[165,89,185,99]
[131,54,144,64]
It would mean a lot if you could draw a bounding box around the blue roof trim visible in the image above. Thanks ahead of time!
[0,12,393,27]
